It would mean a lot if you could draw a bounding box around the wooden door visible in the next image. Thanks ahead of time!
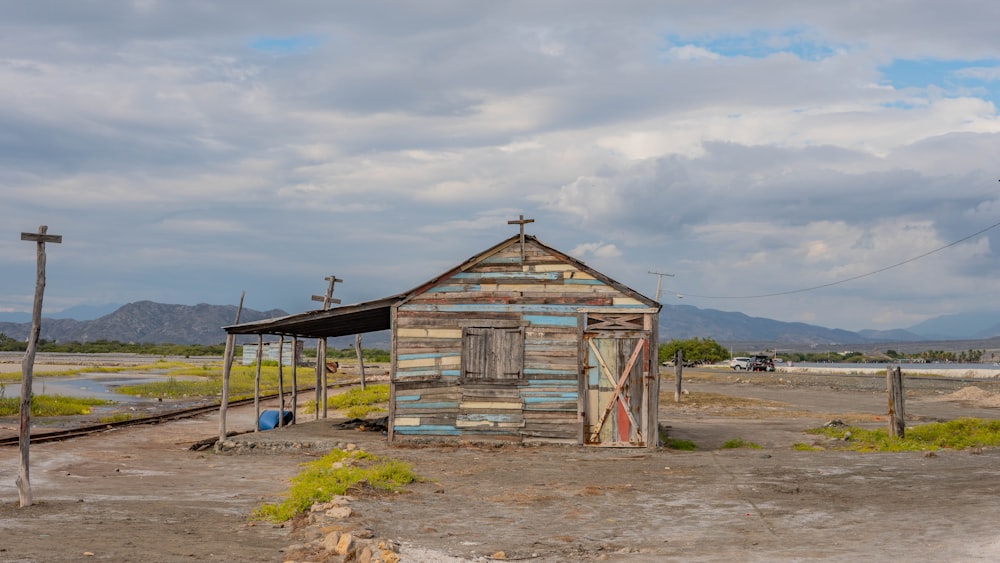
[583,331,649,446]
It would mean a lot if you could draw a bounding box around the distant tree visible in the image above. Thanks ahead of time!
[658,337,729,365]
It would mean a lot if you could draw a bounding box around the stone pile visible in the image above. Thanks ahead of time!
[282,496,402,563]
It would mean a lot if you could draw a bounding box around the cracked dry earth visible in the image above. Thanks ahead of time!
[3,369,1000,562]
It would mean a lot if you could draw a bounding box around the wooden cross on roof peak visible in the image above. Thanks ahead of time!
[507,214,534,262]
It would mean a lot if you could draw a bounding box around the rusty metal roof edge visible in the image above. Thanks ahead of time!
[223,293,408,334]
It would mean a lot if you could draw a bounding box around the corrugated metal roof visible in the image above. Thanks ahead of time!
[224,294,405,338]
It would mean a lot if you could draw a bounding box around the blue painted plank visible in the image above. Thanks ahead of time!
[426,284,480,293]
[524,380,578,387]
[563,279,605,285]
[441,370,461,377]
[524,395,578,403]
[395,395,421,402]
[398,352,458,361]
[524,368,577,376]
[524,314,578,327]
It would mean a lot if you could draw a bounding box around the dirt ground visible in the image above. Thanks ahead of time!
[3,368,1000,562]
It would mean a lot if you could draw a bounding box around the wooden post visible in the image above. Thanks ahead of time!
[315,339,324,420]
[277,335,285,428]
[17,225,61,508]
[887,365,906,438]
[674,349,683,403]
[291,337,298,424]
[254,334,263,431]
[321,338,329,418]
[356,333,367,391]
[219,291,244,444]
[310,276,341,420]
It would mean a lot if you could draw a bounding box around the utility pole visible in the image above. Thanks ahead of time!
[18,225,62,508]
[311,275,343,419]
[648,270,674,303]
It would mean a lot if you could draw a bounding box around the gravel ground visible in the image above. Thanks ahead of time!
[2,366,1000,562]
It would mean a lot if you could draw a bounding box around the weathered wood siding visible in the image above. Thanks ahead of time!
[391,240,655,444]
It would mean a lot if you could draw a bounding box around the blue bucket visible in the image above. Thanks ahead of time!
[258,410,294,430]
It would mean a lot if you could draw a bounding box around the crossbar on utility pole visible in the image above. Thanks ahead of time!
[17,225,62,508]
[648,270,674,303]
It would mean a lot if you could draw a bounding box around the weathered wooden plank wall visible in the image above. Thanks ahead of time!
[391,240,655,444]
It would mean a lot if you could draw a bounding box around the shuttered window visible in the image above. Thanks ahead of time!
[461,327,524,380]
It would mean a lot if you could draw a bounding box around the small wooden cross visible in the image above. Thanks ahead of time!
[507,214,534,262]
[311,275,343,310]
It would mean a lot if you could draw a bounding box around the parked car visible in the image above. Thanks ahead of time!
[730,357,751,370]
[749,354,775,372]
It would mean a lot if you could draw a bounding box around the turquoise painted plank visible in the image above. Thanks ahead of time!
[524,314,578,327]
[398,352,459,361]
[563,279,605,285]
[426,284,480,293]
[395,395,421,402]
[394,402,460,409]
[452,271,562,280]
[441,369,461,377]
[525,368,577,376]
[524,395,578,403]
[525,379,578,387]
[523,393,578,399]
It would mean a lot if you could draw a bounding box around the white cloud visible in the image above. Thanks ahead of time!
[1,2,999,330]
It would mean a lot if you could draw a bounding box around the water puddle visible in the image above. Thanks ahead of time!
[0,372,205,403]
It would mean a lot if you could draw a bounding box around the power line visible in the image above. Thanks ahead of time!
[668,217,1000,300]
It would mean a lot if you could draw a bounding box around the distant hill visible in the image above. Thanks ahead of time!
[1,300,996,349]
[659,304,866,345]
[0,301,287,345]
[906,311,1000,340]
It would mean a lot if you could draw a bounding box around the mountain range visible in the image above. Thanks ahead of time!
[0,301,997,348]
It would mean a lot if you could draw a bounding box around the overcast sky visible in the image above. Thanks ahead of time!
[2,1,999,331]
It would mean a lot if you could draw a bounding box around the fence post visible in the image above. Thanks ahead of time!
[887,365,906,438]
[674,350,683,403]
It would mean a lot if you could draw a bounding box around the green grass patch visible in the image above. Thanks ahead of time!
[99,412,134,423]
[0,394,111,416]
[722,438,762,449]
[663,438,697,451]
[253,448,417,523]
[806,417,1000,452]
[328,384,389,410]
[792,443,823,451]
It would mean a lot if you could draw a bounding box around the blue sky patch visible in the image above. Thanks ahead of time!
[665,28,838,61]
[248,35,320,55]
[881,58,1000,105]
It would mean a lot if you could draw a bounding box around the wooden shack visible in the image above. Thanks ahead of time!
[224,233,661,448]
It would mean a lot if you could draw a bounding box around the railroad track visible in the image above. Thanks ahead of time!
[0,380,361,447]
